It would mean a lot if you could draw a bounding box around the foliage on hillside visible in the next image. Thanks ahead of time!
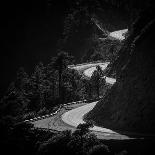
[0,118,122,155]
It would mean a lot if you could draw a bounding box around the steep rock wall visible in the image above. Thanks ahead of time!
[86,8,155,134]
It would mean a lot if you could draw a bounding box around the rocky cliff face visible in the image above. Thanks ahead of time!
[85,7,155,134]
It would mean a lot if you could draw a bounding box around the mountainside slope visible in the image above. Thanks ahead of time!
[85,8,155,134]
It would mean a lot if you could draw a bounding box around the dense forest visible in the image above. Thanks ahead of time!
[0,0,154,155]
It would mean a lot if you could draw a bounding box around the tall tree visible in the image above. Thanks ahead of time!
[62,68,82,101]
[82,78,92,100]
[46,64,58,103]
[30,62,46,110]
[51,51,74,103]
[91,65,104,98]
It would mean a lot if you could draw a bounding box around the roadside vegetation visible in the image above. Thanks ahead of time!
[0,119,129,155]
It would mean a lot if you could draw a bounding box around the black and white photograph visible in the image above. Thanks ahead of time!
[0,0,155,154]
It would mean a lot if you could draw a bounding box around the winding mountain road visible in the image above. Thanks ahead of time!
[33,62,130,139]
[62,101,117,134]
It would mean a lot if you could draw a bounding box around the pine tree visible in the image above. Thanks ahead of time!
[46,63,58,102]
[30,62,46,110]
[51,51,74,103]
[91,65,104,99]
[82,79,92,100]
